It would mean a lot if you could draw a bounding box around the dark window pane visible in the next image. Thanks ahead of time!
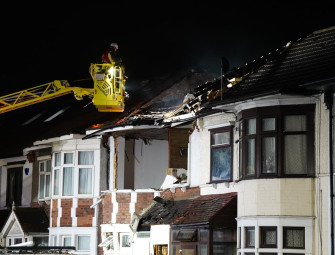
[284,135,307,174]
[260,227,277,248]
[284,115,306,131]
[246,139,255,175]
[211,147,231,181]
[283,227,305,248]
[246,119,256,135]
[212,132,230,146]
[262,137,276,173]
[262,118,276,131]
[245,227,255,247]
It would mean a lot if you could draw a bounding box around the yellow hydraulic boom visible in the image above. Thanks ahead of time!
[0,61,127,114]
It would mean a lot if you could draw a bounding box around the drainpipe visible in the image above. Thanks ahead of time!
[325,89,334,255]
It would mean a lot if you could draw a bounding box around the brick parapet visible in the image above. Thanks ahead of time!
[161,186,200,200]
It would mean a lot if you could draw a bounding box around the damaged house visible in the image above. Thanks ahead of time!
[0,24,335,255]
[90,25,335,255]
[0,69,214,254]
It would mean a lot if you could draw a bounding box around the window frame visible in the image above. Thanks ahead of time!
[52,151,95,198]
[210,126,234,183]
[260,226,277,248]
[38,159,52,200]
[238,105,315,180]
[245,227,255,248]
[283,227,305,249]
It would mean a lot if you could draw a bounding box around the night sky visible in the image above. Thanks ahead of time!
[0,2,334,95]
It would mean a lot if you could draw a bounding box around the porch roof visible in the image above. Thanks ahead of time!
[139,192,237,229]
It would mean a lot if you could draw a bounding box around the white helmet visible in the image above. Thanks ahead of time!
[110,43,118,50]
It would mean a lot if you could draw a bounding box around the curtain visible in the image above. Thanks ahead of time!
[53,169,59,195]
[64,153,73,164]
[79,168,92,194]
[45,175,50,197]
[39,175,45,199]
[78,151,94,165]
[55,153,61,166]
[63,167,74,196]
[285,135,307,174]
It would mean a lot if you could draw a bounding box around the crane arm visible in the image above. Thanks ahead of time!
[0,80,94,114]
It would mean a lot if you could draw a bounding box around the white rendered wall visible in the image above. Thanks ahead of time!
[134,139,168,189]
[0,156,32,207]
[49,227,97,255]
[189,129,201,187]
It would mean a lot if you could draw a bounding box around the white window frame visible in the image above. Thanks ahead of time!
[38,158,52,200]
[77,235,91,251]
[52,151,95,198]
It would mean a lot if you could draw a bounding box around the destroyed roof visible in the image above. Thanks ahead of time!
[138,192,237,228]
[176,26,335,116]
[13,207,49,234]
[84,69,216,140]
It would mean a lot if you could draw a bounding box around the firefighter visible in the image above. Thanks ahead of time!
[102,43,121,64]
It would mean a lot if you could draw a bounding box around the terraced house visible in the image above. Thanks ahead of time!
[1,25,335,255]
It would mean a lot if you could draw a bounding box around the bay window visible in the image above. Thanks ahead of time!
[239,105,314,179]
[52,151,94,197]
[210,126,233,182]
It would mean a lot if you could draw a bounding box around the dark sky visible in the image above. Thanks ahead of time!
[0,2,334,95]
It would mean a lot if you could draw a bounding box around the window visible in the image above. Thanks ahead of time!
[210,126,233,182]
[120,234,131,248]
[98,234,114,250]
[260,227,277,248]
[239,105,314,179]
[77,236,90,251]
[283,227,305,249]
[6,167,22,206]
[14,238,22,245]
[78,151,94,194]
[52,151,94,197]
[213,229,236,255]
[245,227,255,248]
[51,235,57,246]
[39,159,51,200]
[176,229,197,241]
[62,236,71,247]
[33,236,48,246]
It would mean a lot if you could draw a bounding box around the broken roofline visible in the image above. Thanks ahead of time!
[83,124,166,139]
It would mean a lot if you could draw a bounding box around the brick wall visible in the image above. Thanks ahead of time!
[60,199,72,227]
[116,193,131,223]
[135,192,154,214]
[76,198,95,227]
[51,199,58,227]
[100,191,157,225]
[161,186,200,200]
[101,193,112,224]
